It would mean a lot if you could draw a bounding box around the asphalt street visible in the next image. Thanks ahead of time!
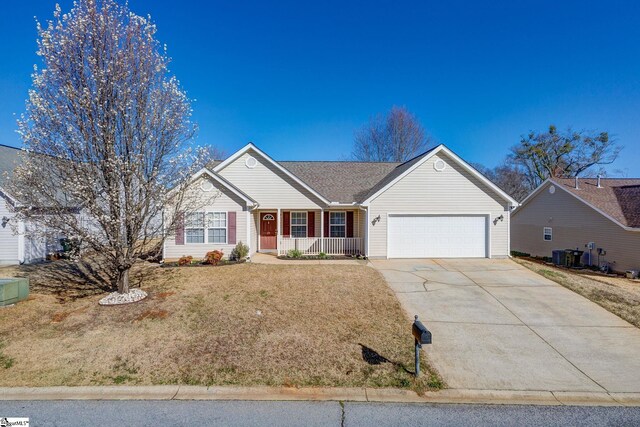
[2,401,640,426]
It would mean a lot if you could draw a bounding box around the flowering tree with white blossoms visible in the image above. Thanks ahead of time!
[10,0,207,294]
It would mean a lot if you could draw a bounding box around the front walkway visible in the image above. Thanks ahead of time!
[371,258,640,394]
[250,252,367,266]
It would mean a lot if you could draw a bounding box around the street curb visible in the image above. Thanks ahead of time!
[1,386,639,406]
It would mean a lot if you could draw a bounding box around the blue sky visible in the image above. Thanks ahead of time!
[1,1,639,175]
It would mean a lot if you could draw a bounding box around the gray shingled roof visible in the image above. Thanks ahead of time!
[279,161,400,203]
[552,178,640,228]
[0,144,23,190]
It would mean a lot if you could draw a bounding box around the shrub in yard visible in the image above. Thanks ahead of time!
[205,250,224,265]
[231,241,249,260]
[318,252,328,259]
[59,237,81,259]
[510,250,530,257]
[178,255,193,266]
[287,249,303,258]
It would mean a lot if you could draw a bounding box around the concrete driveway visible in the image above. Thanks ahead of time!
[371,258,640,393]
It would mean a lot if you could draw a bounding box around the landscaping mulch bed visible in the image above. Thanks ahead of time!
[0,261,442,392]
[161,259,246,268]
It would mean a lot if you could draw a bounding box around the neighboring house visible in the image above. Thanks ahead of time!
[0,144,65,264]
[511,177,640,273]
[163,143,518,260]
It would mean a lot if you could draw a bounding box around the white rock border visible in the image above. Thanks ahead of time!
[99,289,148,306]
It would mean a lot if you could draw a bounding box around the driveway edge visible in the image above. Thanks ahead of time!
[1,386,639,406]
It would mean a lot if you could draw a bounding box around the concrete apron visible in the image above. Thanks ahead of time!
[370,258,640,395]
[1,386,640,406]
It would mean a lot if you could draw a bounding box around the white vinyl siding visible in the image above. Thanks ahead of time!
[367,152,510,258]
[0,195,19,264]
[163,176,248,261]
[217,149,324,209]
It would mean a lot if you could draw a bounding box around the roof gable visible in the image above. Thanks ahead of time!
[213,143,330,204]
[361,145,519,206]
[515,178,640,231]
[190,168,257,206]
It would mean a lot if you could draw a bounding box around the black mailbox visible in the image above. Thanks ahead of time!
[412,316,432,345]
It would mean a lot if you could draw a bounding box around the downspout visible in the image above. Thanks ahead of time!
[358,205,368,257]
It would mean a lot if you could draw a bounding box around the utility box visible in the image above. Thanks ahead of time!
[626,270,639,279]
[0,278,30,306]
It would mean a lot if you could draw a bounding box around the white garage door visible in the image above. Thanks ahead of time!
[388,215,488,258]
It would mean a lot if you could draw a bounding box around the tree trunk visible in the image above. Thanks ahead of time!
[117,268,130,294]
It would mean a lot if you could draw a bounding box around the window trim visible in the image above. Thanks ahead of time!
[184,211,228,244]
[543,227,552,241]
[185,212,205,244]
[329,211,347,238]
[207,211,228,245]
[290,211,308,238]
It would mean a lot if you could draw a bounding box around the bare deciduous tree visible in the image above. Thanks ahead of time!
[473,163,531,202]
[510,125,621,189]
[352,106,432,162]
[10,0,208,294]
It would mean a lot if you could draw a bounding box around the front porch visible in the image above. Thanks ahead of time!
[278,236,364,256]
[255,209,366,257]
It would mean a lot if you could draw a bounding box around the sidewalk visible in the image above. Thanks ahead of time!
[2,386,640,406]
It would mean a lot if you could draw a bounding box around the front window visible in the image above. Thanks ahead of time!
[185,212,205,243]
[330,212,346,237]
[543,227,552,241]
[207,212,227,243]
[290,212,307,238]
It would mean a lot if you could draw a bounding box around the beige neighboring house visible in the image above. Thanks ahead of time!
[511,177,640,273]
[163,143,518,261]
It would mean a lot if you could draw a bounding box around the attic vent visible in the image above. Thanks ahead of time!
[200,180,214,192]
[433,159,446,172]
[245,156,258,169]
[597,175,602,188]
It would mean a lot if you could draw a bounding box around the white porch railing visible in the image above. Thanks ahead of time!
[278,237,364,256]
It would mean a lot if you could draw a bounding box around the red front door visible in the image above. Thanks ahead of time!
[260,212,277,250]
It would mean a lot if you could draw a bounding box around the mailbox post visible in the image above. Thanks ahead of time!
[412,315,432,377]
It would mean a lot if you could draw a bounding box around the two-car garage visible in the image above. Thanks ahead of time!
[387,214,489,258]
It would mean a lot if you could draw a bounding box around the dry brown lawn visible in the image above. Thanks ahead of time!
[516,258,640,328]
[0,261,441,391]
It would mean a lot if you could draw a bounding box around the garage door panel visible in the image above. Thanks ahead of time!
[388,215,487,258]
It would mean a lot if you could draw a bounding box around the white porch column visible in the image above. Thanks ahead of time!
[277,208,281,255]
[320,208,324,253]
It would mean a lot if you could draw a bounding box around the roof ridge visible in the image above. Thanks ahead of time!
[278,160,401,164]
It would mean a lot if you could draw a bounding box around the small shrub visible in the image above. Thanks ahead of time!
[318,252,328,259]
[205,250,224,265]
[59,237,81,259]
[287,249,303,258]
[510,250,530,257]
[231,241,249,260]
[178,255,193,266]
